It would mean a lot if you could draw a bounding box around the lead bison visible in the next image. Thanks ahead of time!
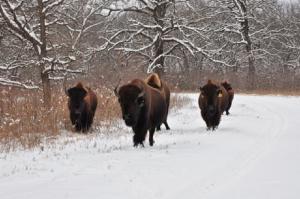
[221,81,234,115]
[115,79,167,147]
[198,80,229,130]
[145,73,171,131]
[65,82,98,132]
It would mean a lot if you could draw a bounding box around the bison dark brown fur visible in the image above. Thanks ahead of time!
[145,73,170,131]
[115,79,167,147]
[221,81,234,115]
[66,82,98,132]
[198,80,229,130]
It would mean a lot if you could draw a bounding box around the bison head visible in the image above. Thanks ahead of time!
[221,81,232,91]
[116,85,145,127]
[66,84,87,117]
[200,83,222,118]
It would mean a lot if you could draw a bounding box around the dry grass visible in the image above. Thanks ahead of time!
[0,84,194,152]
[0,88,62,151]
[0,86,121,152]
[92,87,122,131]
[170,93,192,111]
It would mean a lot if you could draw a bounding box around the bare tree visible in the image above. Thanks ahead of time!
[1,0,299,93]
[94,0,231,78]
[0,0,78,106]
[206,0,257,89]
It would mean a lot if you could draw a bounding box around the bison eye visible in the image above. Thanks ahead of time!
[136,96,145,107]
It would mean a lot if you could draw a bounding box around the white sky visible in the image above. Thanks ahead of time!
[278,0,298,2]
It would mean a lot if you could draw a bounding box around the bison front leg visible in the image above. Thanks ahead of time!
[204,118,211,131]
[75,122,82,132]
[156,125,161,131]
[149,127,156,146]
[82,113,94,133]
[133,135,145,147]
[80,113,89,133]
[70,113,77,125]
[133,128,147,147]
[211,114,221,131]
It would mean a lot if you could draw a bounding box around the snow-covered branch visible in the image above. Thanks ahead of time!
[0,78,39,89]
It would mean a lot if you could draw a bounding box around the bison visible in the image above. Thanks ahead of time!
[145,73,170,131]
[115,79,167,147]
[65,82,98,132]
[198,80,229,130]
[221,81,234,115]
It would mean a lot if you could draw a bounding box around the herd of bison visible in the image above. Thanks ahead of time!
[65,73,234,147]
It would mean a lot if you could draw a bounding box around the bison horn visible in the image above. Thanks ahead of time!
[137,90,145,98]
[113,79,121,97]
[114,86,119,97]
[136,90,145,107]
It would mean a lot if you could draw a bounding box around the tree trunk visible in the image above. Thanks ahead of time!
[247,54,255,90]
[238,1,255,90]
[38,0,51,107]
[152,1,167,78]
[41,71,51,107]
[153,35,165,78]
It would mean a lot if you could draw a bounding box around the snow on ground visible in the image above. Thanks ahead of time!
[1,94,300,199]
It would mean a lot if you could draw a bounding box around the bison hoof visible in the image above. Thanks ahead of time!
[133,142,145,148]
[226,111,230,115]
[156,127,161,131]
[149,140,155,146]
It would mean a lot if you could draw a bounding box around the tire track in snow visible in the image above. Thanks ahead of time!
[204,97,289,198]
[164,95,289,199]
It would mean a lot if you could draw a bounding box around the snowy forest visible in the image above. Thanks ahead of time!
[1,0,300,93]
[1,1,300,198]
[1,0,300,148]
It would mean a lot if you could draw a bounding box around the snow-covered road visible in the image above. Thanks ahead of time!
[1,94,300,199]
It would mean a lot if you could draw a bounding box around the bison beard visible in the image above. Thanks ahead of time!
[198,80,229,130]
[116,79,167,147]
[66,83,97,133]
[145,73,171,131]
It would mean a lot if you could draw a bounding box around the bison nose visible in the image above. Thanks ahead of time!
[208,106,215,114]
[75,110,81,115]
[123,114,131,121]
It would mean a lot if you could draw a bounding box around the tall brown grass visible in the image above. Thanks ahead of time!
[0,85,191,152]
[170,93,192,111]
[0,85,121,152]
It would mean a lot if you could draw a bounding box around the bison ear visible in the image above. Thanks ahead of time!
[66,88,74,97]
